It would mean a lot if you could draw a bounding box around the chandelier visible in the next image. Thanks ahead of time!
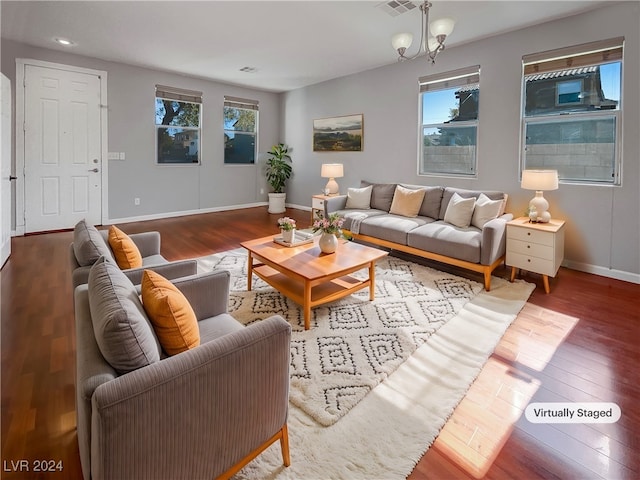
[391,1,455,65]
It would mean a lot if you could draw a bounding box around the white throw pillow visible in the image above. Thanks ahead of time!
[444,192,476,228]
[345,185,372,210]
[472,193,503,229]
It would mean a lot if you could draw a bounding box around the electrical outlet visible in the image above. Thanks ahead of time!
[134,197,140,206]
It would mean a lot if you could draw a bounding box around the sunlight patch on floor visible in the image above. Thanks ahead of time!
[432,303,579,478]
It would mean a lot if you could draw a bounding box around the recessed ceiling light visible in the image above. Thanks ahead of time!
[54,37,75,46]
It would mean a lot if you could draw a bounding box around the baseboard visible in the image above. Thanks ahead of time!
[562,259,639,284]
[107,202,268,225]
[287,203,311,212]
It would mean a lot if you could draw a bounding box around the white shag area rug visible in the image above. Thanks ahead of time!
[198,248,535,479]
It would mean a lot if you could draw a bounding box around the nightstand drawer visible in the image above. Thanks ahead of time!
[507,226,555,246]
[312,197,325,210]
[508,239,554,259]
[506,251,557,277]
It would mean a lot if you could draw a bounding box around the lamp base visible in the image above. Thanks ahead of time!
[529,191,551,223]
[324,178,339,195]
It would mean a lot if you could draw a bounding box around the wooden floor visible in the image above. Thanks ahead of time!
[1,207,638,479]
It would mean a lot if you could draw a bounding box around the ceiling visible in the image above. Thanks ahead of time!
[1,1,608,93]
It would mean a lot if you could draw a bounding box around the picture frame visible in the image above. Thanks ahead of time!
[313,114,363,152]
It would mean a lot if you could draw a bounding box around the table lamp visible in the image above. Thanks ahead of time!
[521,169,558,223]
[321,163,344,195]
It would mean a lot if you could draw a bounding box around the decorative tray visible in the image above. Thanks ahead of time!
[273,230,317,247]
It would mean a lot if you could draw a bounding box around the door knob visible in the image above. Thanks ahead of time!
[88,168,99,173]
[9,175,17,181]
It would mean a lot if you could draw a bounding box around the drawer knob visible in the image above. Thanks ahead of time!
[527,232,531,236]
[527,259,531,262]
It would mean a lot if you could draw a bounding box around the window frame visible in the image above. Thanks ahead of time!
[223,96,259,165]
[418,65,480,178]
[154,85,202,166]
[521,38,624,186]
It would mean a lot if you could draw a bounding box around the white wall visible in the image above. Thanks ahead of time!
[282,2,640,281]
[1,39,281,223]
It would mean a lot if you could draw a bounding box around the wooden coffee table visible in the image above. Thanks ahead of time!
[240,235,388,330]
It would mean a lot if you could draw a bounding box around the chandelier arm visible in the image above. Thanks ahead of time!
[399,0,430,61]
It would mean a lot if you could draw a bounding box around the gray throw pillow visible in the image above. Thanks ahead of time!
[88,257,161,374]
[360,181,397,212]
[73,219,114,266]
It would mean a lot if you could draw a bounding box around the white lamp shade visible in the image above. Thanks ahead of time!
[430,17,455,37]
[391,32,413,51]
[521,170,559,191]
[321,163,344,179]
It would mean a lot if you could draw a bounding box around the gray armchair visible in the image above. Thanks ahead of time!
[69,220,197,289]
[74,262,292,480]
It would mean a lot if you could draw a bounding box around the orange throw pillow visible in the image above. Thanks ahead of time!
[108,225,143,269]
[141,270,200,356]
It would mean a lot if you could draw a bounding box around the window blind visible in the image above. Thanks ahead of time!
[523,37,624,75]
[224,96,259,111]
[419,65,480,93]
[155,85,202,103]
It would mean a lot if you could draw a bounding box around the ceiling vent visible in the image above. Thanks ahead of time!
[377,1,418,17]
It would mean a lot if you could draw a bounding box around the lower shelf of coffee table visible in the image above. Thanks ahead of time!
[253,264,370,308]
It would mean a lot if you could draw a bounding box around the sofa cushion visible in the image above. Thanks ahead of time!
[73,220,114,266]
[198,313,245,343]
[444,193,476,228]
[439,187,505,220]
[472,193,503,229]
[335,209,387,232]
[361,181,397,212]
[389,185,426,218]
[359,214,433,245]
[108,226,143,269]
[400,185,444,219]
[407,221,482,264]
[141,270,200,356]
[345,185,372,209]
[88,257,161,374]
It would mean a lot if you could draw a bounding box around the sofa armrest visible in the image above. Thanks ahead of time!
[130,231,161,257]
[90,316,291,480]
[123,259,198,286]
[171,270,231,320]
[324,195,347,215]
[72,260,198,290]
[480,213,513,265]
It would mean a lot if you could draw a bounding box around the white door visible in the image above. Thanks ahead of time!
[24,65,102,233]
[1,73,12,267]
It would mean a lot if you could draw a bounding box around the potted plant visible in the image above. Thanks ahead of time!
[312,212,344,254]
[265,143,292,214]
[277,216,297,243]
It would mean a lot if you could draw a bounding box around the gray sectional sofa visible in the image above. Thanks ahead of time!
[324,181,512,290]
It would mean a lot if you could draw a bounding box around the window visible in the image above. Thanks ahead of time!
[155,85,202,164]
[522,37,623,184]
[224,96,258,164]
[419,65,480,177]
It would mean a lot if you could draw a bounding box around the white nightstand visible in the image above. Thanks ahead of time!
[311,195,331,223]
[506,217,565,293]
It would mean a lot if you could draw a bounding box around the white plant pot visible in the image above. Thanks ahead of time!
[282,228,295,243]
[268,193,286,214]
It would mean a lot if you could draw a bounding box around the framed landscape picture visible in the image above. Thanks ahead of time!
[313,114,363,152]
